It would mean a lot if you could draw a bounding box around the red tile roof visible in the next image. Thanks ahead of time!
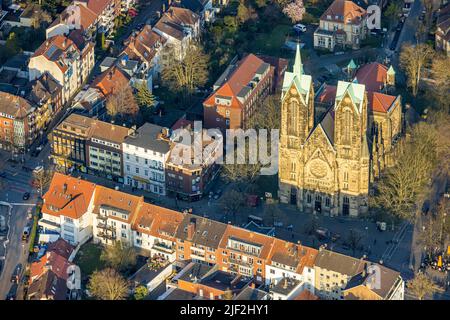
[321,0,366,24]
[42,173,96,219]
[367,91,396,113]
[91,65,131,96]
[123,25,167,63]
[354,62,388,92]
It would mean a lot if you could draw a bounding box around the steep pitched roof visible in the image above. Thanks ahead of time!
[204,54,270,108]
[314,249,366,276]
[335,80,366,113]
[154,7,199,40]
[354,62,389,92]
[42,173,96,220]
[27,270,67,300]
[176,214,228,249]
[123,25,167,64]
[367,91,396,113]
[321,0,366,24]
[91,65,131,97]
[268,239,318,274]
[27,73,62,105]
[50,4,98,31]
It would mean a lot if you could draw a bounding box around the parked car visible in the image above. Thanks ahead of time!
[213,189,222,200]
[293,24,307,33]
[10,264,22,283]
[22,192,30,200]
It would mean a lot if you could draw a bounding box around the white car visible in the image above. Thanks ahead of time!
[293,24,306,33]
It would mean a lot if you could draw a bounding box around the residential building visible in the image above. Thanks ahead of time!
[265,239,317,294]
[0,91,36,153]
[122,123,172,195]
[153,7,200,59]
[234,285,271,300]
[122,25,167,82]
[217,225,275,283]
[314,249,404,300]
[165,120,222,201]
[26,72,63,134]
[39,173,96,245]
[132,202,184,262]
[29,30,95,104]
[50,113,132,178]
[91,185,144,246]
[175,0,216,24]
[175,214,228,265]
[436,3,450,55]
[270,277,305,300]
[91,64,131,97]
[313,0,367,51]
[203,54,274,131]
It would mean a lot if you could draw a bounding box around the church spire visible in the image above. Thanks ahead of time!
[293,43,303,76]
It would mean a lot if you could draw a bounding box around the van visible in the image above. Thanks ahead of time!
[22,226,31,241]
[293,24,307,33]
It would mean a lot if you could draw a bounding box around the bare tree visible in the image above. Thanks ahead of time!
[87,268,129,300]
[263,203,281,226]
[253,94,281,130]
[400,44,434,96]
[220,190,246,223]
[161,43,209,98]
[429,56,450,112]
[33,167,53,197]
[106,85,139,122]
[100,241,137,272]
[407,273,437,300]
[345,230,363,256]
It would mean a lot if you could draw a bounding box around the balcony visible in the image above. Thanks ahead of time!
[97,215,108,221]
[152,242,174,254]
[228,257,253,268]
[97,231,116,240]
[97,223,114,231]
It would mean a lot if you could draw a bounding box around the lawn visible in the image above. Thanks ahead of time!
[73,242,105,277]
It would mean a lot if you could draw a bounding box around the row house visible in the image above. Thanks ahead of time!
[313,0,367,51]
[0,91,37,153]
[265,239,317,295]
[203,54,274,132]
[50,113,132,179]
[39,173,96,245]
[132,202,185,262]
[40,173,404,299]
[175,214,228,265]
[153,7,201,60]
[91,185,144,245]
[122,123,172,195]
[165,119,222,201]
[29,30,95,105]
[217,226,275,283]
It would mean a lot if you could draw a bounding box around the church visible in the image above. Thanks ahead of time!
[278,46,402,217]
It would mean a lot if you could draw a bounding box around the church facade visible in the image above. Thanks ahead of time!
[278,46,402,217]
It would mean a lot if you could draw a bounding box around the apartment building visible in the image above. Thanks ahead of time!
[165,120,222,201]
[435,3,450,56]
[132,202,185,262]
[265,239,317,294]
[153,7,200,60]
[203,54,274,131]
[27,73,63,134]
[0,91,36,153]
[92,185,144,246]
[122,123,172,195]
[29,30,95,104]
[175,214,228,265]
[39,173,96,245]
[217,226,275,283]
[50,114,132,176]
[313,0,367,51]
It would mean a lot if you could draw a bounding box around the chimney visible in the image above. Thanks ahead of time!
[187,218,196,240]
[282,278,288,289]
[108,71,113,80]
[250,282,255,289]
[63,183,68,193]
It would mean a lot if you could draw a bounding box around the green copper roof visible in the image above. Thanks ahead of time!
[387,65,395,75]
[347,59,357,70]
[293,43,303,75]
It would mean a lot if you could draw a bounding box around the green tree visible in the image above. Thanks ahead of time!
[384,1,401,26]
[100,241,137,272]
[135,82,155,108]
[133,285,148,300]
[87,268,129,300]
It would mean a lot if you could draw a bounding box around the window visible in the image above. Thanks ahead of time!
[343,109,352,144]
[307,194,312,203]
[288,99,299,135]
[325,197,331,207]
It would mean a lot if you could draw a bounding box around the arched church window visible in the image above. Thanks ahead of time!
[288,99,298,135]
[343,109,352,144]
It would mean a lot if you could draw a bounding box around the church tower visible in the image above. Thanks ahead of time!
[278,44,314,205]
